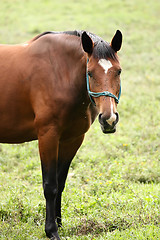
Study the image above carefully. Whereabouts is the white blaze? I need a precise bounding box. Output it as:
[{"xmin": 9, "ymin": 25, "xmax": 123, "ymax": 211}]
[
  {"xmin": 98, "ymin": 59, "xmax": 116, "ymax": 126},
  {"xmin": 106, "ymin": 99, "xmax": 116, "ymax": 125},
  {"xmin": 98, "ymin": 59, "xmax": 112, "ymax": 74}
]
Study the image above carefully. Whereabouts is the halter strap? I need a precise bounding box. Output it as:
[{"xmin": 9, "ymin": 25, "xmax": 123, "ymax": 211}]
[{"xmin": 86, "ymin": 58, "xmax": 121, "ymax": 106}]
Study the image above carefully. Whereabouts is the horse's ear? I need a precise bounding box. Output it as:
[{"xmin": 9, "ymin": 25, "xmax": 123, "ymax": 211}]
[
  {"xmin": 81, "ymin": 31, "xmax": 93, "ymax": 55},
  {"xmin": 111, "ymin": 30, "xmax": 122, "ymax": 52}
]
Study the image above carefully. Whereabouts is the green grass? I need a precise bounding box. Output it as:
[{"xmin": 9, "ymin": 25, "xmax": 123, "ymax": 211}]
[{"xmin": 0, "ymin": 0, "xmax": 160, "ymax": 239}]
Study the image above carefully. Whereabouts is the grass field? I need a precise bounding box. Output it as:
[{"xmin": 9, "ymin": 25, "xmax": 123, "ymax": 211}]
[{"xmin": 0, "ymin": 0, "xmax": 160, "ymax": 239}]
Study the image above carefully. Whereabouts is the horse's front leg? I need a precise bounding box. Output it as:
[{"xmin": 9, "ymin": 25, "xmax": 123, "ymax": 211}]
[
  {"xmin": 56, "ymin": 135, "xmax": 85, "ymax": 227},
  {"xmin": 38, "ymin": 126, "xmax": 60, "ymax": 240}
]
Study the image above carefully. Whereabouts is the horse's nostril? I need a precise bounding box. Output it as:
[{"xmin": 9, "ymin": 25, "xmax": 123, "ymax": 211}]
[
  {"xmin": 99, "ymin": 113, "xmax": 102, "ymax": 122},
  {"xmin": 99, "ymin": 113, "xmax": 106, "ymax": 125},
  {"xmin": 114, "ymin": 112, "xmax": 119, "ymax": 124}
]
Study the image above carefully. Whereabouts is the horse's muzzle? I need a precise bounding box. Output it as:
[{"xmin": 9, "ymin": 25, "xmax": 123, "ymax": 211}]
[{"xmin": 98, "ymin": 112, "xmax": 119, "ymax": 134}]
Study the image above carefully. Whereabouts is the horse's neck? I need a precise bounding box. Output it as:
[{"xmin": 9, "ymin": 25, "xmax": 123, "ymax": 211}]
[
  {"xmin": 50, "ymin": 34, "xmax": 87, "ymax": 86},
  {"xmin": 53, "ymin": 34, "xmax": 85, "ymax": 62},
  {"xmin": 33, "ymin": 34, "xmax": 96, "ymax": 118}
]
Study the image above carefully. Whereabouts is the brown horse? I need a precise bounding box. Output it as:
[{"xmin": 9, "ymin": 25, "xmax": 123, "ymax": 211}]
[{"xmin": 0, "ymin": 30, "xmax": 122, "ymax": 239}]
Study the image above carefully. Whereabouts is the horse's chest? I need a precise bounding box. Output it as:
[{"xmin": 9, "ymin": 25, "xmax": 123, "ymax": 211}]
[{"xmin": 60, "ymin": 106, "xmax": 97, "ymax": 140}]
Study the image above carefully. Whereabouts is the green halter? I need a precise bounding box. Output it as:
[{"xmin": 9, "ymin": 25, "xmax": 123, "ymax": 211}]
[{"xmin": 86, "ymin": 58, "xmax": 121, "ymax": 106}]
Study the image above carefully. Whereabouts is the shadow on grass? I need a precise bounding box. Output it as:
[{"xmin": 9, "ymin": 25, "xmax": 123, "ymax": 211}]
[{"xmin": 60, "ymin": 218, "xmax": 131, "ymax": 237}]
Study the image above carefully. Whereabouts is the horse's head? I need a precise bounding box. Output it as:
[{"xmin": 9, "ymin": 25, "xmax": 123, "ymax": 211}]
[{"xmin": 81, "ymin": 30, "xmax": 122, "ymax": 133}]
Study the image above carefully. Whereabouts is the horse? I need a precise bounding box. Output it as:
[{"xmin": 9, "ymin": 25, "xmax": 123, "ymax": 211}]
[{"xmin": 0, "ymin": 29, "xmax": 122, "ymax": 239}]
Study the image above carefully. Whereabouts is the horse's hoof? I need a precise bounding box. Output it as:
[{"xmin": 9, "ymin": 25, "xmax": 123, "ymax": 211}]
[{"xmin": 50, "ymin": 232, "xmax": 61, "ymax": 240}]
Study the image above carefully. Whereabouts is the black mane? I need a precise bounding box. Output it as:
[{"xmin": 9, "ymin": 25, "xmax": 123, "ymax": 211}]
[{"xmin": 33, "ymin": 30, "xmax": 117, "ymax": 61}]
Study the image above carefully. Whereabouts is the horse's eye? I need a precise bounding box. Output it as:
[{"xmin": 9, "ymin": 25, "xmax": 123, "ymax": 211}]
[
  {"xmin": 88, "ymin": 71, "xmax": 93, "ymax": 77},
  {"xmin": 117, "ymin": 69, "xmax": 122, "ymax": 76}
]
